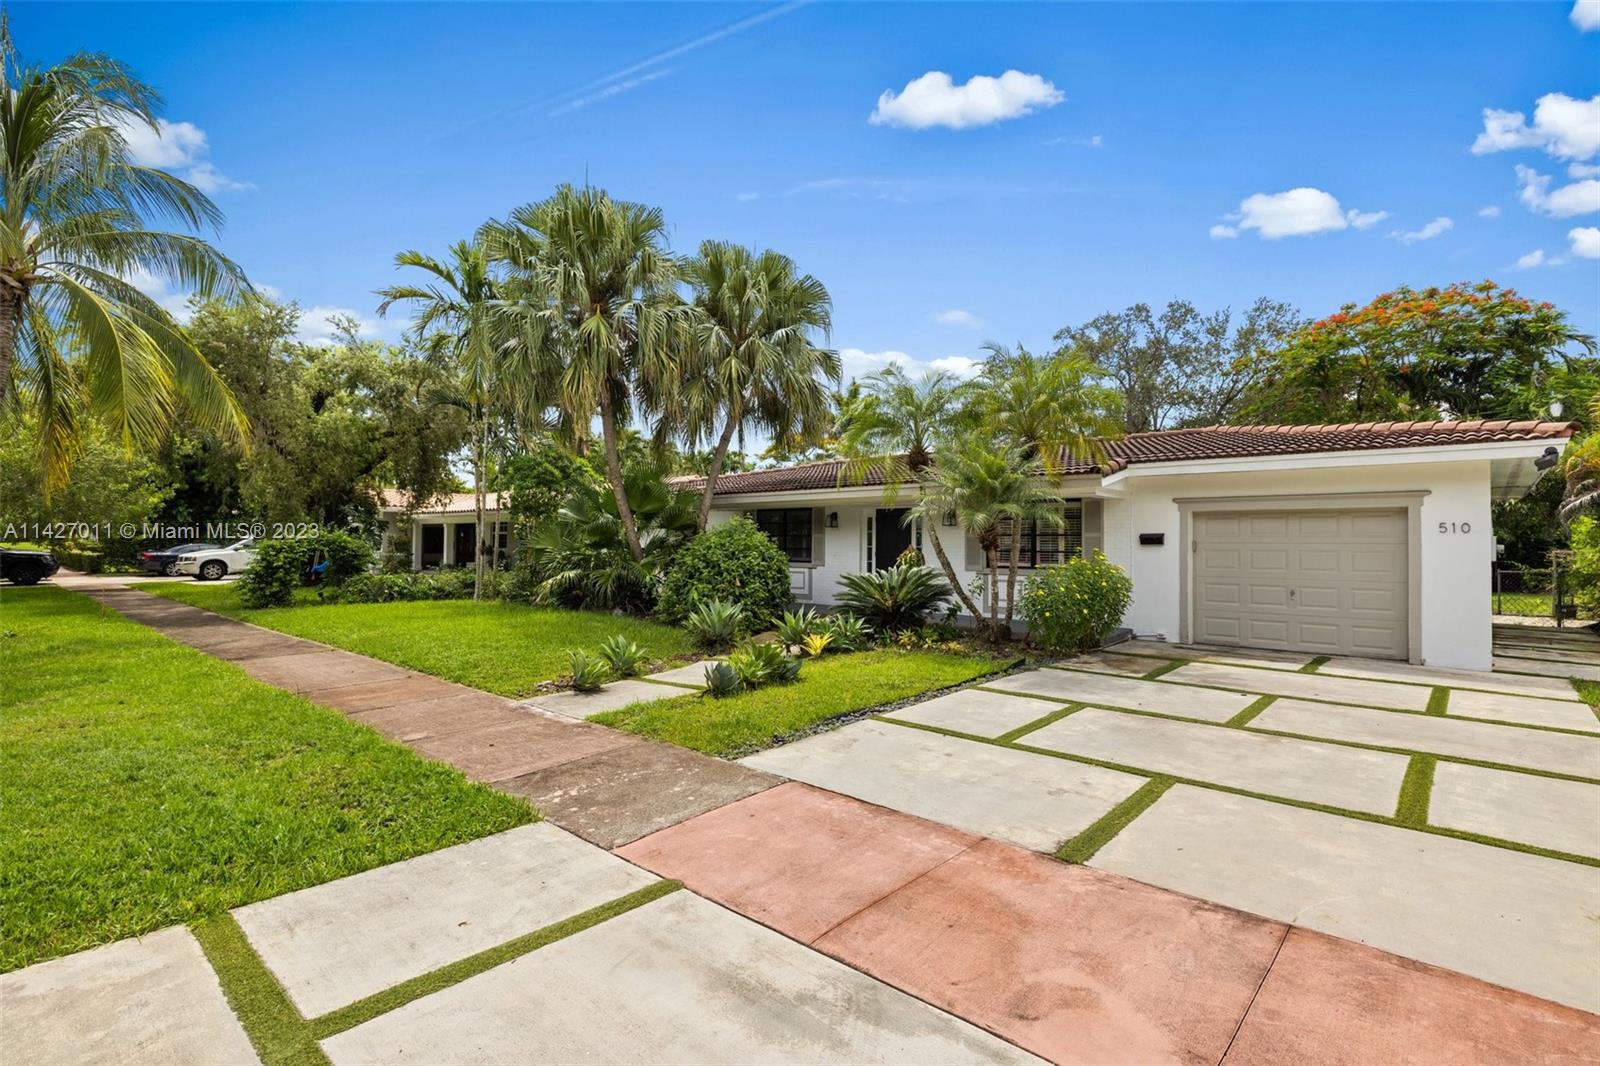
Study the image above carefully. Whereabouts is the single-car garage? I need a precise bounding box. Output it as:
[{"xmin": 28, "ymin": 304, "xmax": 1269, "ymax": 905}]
[{"xmin": 1192, "ymin": 508, "xmax": 1410, "ymax": 659}]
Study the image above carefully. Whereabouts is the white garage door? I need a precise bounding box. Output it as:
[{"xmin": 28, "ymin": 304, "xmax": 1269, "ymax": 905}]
[{"xmin": 1193, "ymin": 509, "xmax": 1408, "ymax": 659}]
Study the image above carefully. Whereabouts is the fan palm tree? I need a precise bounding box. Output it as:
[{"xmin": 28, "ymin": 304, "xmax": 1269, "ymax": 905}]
[
  {"xmin": 481, "ymin": 184, "xmax": 685, "ymax": 562},
  {"xmin": 909, "ymin": 437, "xmax": 1062, "ymax": 637},
  {"xmin": 678, "ymin": 241, "xmax": 838, "ymax": 531},
  {"xmin": 1, "ymin": 32, "xmax": 248, "ymax": 491},
  {"xmin": 377, "ymin": 239, "xmax": 552, "ymax": 598}
]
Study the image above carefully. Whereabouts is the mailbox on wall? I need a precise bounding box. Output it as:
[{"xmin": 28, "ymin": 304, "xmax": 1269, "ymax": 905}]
[{"xmin": 1139, "ymin": 532, "xmax": 1165, "ymax": 546}]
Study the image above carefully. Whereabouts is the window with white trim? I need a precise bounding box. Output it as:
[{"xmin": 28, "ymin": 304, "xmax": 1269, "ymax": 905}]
[{"xmin": 995, "ymin": 502, "xmax": 1083, "ymax": 568}]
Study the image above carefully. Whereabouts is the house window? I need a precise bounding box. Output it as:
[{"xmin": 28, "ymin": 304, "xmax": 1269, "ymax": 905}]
[
  {"xmin": 755, "ymin": 508, "xmax": 813, "ymax": 563},
  {"xmin": 996, "ymin": 502, "xmax": 1084, "ymax": 568}
]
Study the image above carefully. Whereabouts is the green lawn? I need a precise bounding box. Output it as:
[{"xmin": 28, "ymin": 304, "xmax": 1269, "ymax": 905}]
[
  {"xmin": 590, "ymin": 648, "xmax": 1016, "ymax": 758},
  {"xmin": 142, "ymin": 582, "xmax": 695, "ymax": 697},
  {"xmin": 0, "ymin": 586, "xmax": 533, "ymax": 972}
]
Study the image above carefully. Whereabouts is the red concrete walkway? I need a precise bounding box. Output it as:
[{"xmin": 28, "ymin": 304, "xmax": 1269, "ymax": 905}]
[{"xmin": 77, "ymin": 581, "xmax": 1600, "ymax": 1065}]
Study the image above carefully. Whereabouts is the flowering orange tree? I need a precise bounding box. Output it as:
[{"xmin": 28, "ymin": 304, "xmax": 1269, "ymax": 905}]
[{"xmin": 1237, "ymin": 281, "xmax": 1595, "ymax": 424}]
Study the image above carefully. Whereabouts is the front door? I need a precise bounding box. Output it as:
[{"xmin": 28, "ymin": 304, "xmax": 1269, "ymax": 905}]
[
  {"xmin": 453, "ymin": 522, "xmax": 476, "ymax": 565},
  {"xmin": 875, "ymin": 508, "xmax": 913, "ymax": 569}
]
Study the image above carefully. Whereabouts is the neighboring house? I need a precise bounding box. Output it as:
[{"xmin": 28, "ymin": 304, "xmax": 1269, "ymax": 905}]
[
  {"xmin": 677, "ymin": 420, "xmax": 1574, "ymax": 672},
  {"xmin": 378, "ymin": 490, "xmax": 515, "ymax": 570}
]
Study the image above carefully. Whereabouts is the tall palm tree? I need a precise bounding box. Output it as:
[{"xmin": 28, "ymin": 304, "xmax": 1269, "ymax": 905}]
[
  {"xmin": 678, "ymin": 241, "xmax": 838, "ymax": 530},
  {"xmin": 909, "ymin": 437, "xmax": 1062, "ymax": 637},
  {"xmin": 973, "ymin": 343, "xmax": 1123, "ymax": 474},
  {"xmin": 482, "ymin": 185, "xmax": 683, "ymax": 562},
  {"xmin": 377, "ymin": 239, "xmax": 550, "ymax": 598},
  {"xmin": 838, "ymin": 365, "xmax": 973, "ymax": 497},
  {"xmin": 1, "ymin": 31, "xmax": 248, "ymax": 491}
]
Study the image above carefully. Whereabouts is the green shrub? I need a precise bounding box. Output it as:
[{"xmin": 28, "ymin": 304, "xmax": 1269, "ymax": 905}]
[
  {"xmin": 237, "ymin": 531, "xmax": 376, "ymax": 609},
  {"xmin": 657, "ymin": 517, "xmax": 791, "ymax": 628},
  {"xmin": 684, "ymin": 599, "xmax": 745, "ymax": 651},
  {"xmin": 836, "ymin": 563, "xmax": 952, "ymax": 632},
  {"xmin": 567, "ymin": 650, "xmax": 610, "ymax": 692},
  {"xmin": 1020, "ymin": 551, "xmax": 1133, "ymax": 654},
  {"xmin": 597, "ymin": 635, "xmax": 648, "ymax": 678},
  {"xmin": 332, "ymin": 568, "xmax": 477, "ymax": 604}
]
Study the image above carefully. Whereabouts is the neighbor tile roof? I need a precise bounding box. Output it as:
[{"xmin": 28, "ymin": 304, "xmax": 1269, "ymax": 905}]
[
  {"xmin": 377, "ymin": 489, "xmax": 509, "ymax": 514},
  {"xmin": 676, "ymin": 420, "xmax": 1576, "ymax": 496}
]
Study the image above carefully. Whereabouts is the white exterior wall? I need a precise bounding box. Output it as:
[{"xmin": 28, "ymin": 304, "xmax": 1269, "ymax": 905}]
[{"xmin": 1111, "ymin": 459, "xmax": 1493, "ymax": 670}]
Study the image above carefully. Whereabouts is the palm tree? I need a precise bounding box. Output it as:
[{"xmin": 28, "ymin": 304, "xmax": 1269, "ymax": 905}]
[
  {"xmin": 481, "ymin": 184, "xmax": 684, "ymax": 562},
  {"xmin": 909, "ymin": 437, "xmax": 1062, "ymax": 637},
  {"xmin": 1, "ymin": 31, "xmax": 248, "ymax": 491},
  {"xmin": 377, "ymin": 239, "xmax": 550, "ymax": 598},
  {"xmin": 973, "ymin": 343, "xmax": 1123, "ymax": 474},
  {"xmin": 678, "ymin": 241, "xmax": 838, "ymax": 530},
  {"xmin": 838, "ymin": 365, "xmax": 973, "ymax": 496}
]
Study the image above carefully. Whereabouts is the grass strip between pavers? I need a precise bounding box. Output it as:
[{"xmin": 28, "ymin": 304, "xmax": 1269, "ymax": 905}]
[
  {"xmin": 1056, "ymin": 776, "xmax": 1175, "ymax": 864},
  {"xmin": 1426, "ymin": 687, "xmax": 1450, "ymax": 716},
  {"xmin": 1395, "ymin": 755, "xmax": 1437, "ymax": 827},
  {"xmin": 1225, "ymin": 695, "xmax": 1277, "ymax": 728},
  {"xmin": 879, "ymin": 716, "xmax": 1600, "ymax": 868},
  {"xmin": 1139, "ymin": 658, "xmax": 1188, "ymax": 681},
  {"xmin": 308, "ymin": 880, "xmax": 682, "ymax": 1039},
  {"xmin": 192, "ymin": 915, "xmax": 330, "ymax": 1066},
  {"xmin": 993, "ymin": 703, "xmax": 1085, "ymax": 744},
  {"xmin": 1299, "ymin": 655, "xmax": 1331, "ymax": 673}
]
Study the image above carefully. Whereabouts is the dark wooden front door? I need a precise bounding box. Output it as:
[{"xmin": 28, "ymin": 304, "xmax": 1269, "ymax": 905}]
[
  {"xmin": 420, "ymin": 524, "xmax": 444, "ymax": 567},
  {"xmin": 453, "ymin": 522, "xmax": 476, "ymax": 565},
  {"xmin": 875, "ymin": 508, "xmax": 913, "ymax": 569}
]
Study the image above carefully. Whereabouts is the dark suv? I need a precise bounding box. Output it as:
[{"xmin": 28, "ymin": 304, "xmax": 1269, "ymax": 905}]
[{"xmin": 0, "ymin": 548, "xmax": 61, "ymax": 586}]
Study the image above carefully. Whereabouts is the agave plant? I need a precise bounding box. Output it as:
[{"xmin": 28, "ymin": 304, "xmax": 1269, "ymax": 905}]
[
  {"xmin": 728, "ymin": 641, "xmax": 787, "ymax": 688},
  {"xmin": 775, "ymin": 607, "xmax": 821, "ymax": 648},
  {"xmin": 567, "ymin": 650, "xmax": 610, "ymax": 692},
  {"xmin": 702, "ymin": 660, "xmax": 743, "ymax": 697},
  {"xmin": 684, "ymin": 599, "xmax": 745, "ymax": 651},
  {"xmin": 800, "ymin": 631, "xmax": 834, "ymax": 658},
  {"xmin": 836, "ymin": 562, "xmax": 954, "ymax": 632},
  {"xmin": 821, "ymin": 613, "xmax": 872, "ymax": 651},
  {"xmin": 773, "ymin": 654, "xmax": 803, "ymax": 683},
  {"xmin": 597, "ymin": 635, "xmax": 648, "ymax": 678}
]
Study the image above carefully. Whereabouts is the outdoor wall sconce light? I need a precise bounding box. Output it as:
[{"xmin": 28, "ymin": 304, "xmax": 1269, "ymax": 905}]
[{"xmin": 826, "ymin": 512, "xmax": 839, "ymax": 528}]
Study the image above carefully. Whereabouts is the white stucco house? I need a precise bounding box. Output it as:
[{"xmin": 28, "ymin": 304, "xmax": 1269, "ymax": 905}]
[
  {"xmin": 677, "ymin": 420, "xmax": 1574, "ymax": 672},
  {"xmin": 378, "ymin": 490, "xmax": 515, "ymax": 570},
  {"xmin": 380, "ymin": 419, "xmax": 1574, "ymax": 672}
]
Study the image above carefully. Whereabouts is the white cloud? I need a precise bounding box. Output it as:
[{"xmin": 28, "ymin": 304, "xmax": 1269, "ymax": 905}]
[
  {"xmin": 295, "ymin": 306, "xmax": 382, "ymax": 347},
  {"xmin": 111, "ymin": 113, "xmax": 251, "ymax": 192},
  {"xmin": 931, "ymin": 309, "xmax": 982, "ymax": 329},
  {"xmin": 1573, "ymin": 0, "xmax": 1600, "ymax": 31},
  {"xmin": 1570, "ymin": 161, "xmax": 1600, "ymax": 179},
  {"xmin": 837, "ymin": 347, "xmax": 983, "ymax": 381},
  {"xmin": 1388, "ymin": 216, "xmax": 1455, "ymax": 244},
  {"xmin": 929, "ymin": 355, "xmax": 981, "ymax": 376},
  {"xmin": 1516, "ymin": 249, "xmax": 1547, "ymax": 269},
  {"xmin": 125, "ymin": 266, "xmax": 194, "ymax": 323},
  {"xmin": 1517, "ymin": 164, "xmax": 1600, "ymax": 217},
  {"xmin": 1471, "ymin": 93, "xmax": 1600, "ymax": 160},
  {"xmin": 735, "ymin": 191, "xmax": 760, "ymax": 203},
  {"xmin": 1478, "ymin": 205, "xmax": 1502, "ymax": 218},
  {"xmin": 1216, "ymin": 187, "xmax": 1385, "ymax": 239},
  {"xmin": 1570, "ymin": 226, "xmax": 1600, "ymax": 258},
  {"xmin": 1045, "ymin": 133, "xmax": 1102, "ymax": 148},
  {"xmin": 870, "ymin": 70, "xmax": 1064, "ymax": 130}
]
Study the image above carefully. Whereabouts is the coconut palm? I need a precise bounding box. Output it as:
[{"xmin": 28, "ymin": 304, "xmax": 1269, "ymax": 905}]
[
  {"xmin": 377, "ymin": 239, "xmax": 550, "ymax": 598},
  {"xmin": 1, "ymin": 33, "xmax": 248, "ymax": 491},
  {"xmin": 481, "ymin": 184, "xmax": 684, "ymax": 562},
  {"xmin": 678, "ymin": 241, "xmax": 838, "ymax": 530}
]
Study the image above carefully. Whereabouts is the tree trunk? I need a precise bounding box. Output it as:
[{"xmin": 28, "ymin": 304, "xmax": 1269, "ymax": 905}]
[
  {"xmin": 923, "ymin": 522, "xmax": 984, "ymax": 624},
  {"xmin": 697, "ymin": 407, "xmax": 742, "ymax": 533},
  {"xmin": 0, "ymin": 283, "xmax": 21, "ymax": 409},
  {"xmin": 598, "ymin": 384, "xmax": 644, "ymax": 561},
  {"xmin": 987, "ymin": 549, "xmax": 999, "ymax": 633},
  {"xmin": 1004, "ymin": 522, "xmax": 1022, "ymax": 631},
  {"xmin": 472, "ymin": 418, "xmax": 486, "ymax": 601}
]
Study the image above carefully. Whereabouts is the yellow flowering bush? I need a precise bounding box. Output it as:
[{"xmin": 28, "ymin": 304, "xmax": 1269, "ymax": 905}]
[{"xmin": 1020, "ymin": 551, "xmax": 1132, "ymax": 654}]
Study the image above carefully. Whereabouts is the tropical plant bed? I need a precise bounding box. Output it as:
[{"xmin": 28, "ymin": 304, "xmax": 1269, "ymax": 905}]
[
  {"xmin": 589, "ymin": 648, "xmax": 1016, "ymax": 758},
  {"xmin": 0, "ymin": 586, "xmax": 532, "ymax": 972},
  {"xmin": 141, "ymin": 582, "xmax": 694, "ymax": 697}
]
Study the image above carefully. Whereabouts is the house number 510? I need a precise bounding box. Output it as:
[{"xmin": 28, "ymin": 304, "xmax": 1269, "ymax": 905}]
[{"xmin": 1438, "ymin": 521, "xmax": 1472, "ymax": 534}]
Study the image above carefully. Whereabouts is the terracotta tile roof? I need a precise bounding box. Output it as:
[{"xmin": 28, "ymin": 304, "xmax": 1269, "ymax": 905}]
[
  {"xmin": 377, "ymin": 489, "xmax": 509, "ymax": 514},
  {"xmin": 675, "ymin": 420, "xmax": 1576, "ymax": 496}
]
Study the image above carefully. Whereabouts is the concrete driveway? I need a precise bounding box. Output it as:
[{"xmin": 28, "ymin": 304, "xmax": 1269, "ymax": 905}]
[{"xmin": 742, "ymin": 634, "xmax": 1600, "ymax": 1014}]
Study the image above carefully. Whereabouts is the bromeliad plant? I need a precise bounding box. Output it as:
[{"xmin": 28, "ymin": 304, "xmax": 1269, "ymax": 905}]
[
  {"xmin": 775, "ymin": 607, "xmax": 822, "ymax": 648},
  {"xmin": 800, "ymin": 631, "xmax": 834, "ymax": 658}
]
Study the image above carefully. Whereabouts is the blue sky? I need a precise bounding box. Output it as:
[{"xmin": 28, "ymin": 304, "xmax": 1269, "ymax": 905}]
[{"xmin": 19, "ymin": 1, "xmax": 1600, "ymax": 379}]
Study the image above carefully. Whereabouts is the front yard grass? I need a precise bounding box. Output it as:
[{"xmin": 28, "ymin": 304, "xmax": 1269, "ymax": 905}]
[
  {"xmin": 0, "ymin": 586, "xmax": 533, "ymax": 972},
  {"xmin": 590, "ymin": 648, "xmax": 1016, "ymax": 758},
  {"xmin": 142, "ymin": 582, "xmax": 694, "ymax": 697}
]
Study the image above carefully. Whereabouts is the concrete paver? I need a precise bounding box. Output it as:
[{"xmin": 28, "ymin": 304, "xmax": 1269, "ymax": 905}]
[
  {"xmin": 1495, "ymin": 656, "xmax": 1600, "ymax": 682},
  {"xmin": 1057, "ymin": 651, "xmax": 1169, "ymax": 677},
  {"xmin": 320, "ymin": 890, "xmax": 1040, "ymax": 1065},
  {"xmin": 1253, "ymin": 699, "xmax": 1600, "ymax": 778},
  {"xmin": 1429, "ymin": 761, "xmax": 1600, "ymax": 858},
  {"xmin": 237, "ymin": 648, "xmax": 410, "ymax": 694},
  {"xmin": 815, "ymin": 838, "xmax": 1288, "ymax": 1066},
  {"xmin": 409, "ymin": 713, "xmax": 638, "ymax": 783},
  {"xmin": 617, "ymin": 782, "xmax": 978, "ymax": 944},
  {"xmin": 880, "ymin": 687, "xmax": 1064, "ymax": 737},
  {"xmin": 1114, "ymin": 638, "xmax": 1312, "ymax": 670},
  {"xmin": 305, "ymin": 675, "xmax": 464, "ymax": 713},
  {"xmin": 1321, "ymin": 657, "xmax": 1582, "ymax": 701},
  {"xmin": 986, "ymin": 668, "xmax": 1258, "ymax": 722},
  {"xmin": 742, "ymin": 719, "xmax": 1147, "ymax": 852},
  {"xmin": 1027, "ymin": 708, "xmax": 1410, "ymax": 814},
  {"xmin": 1444, "ymin": 688, "xmax": 1600, "ymax": 732},
  {"xmin": 1090, "ymin": 785, "xmax": 1600, "ymax": 1012},
  {"xmin": 519, "ymin": 678, "xmax": 678, "ymax": 719},
  {"xmin": 1493, "ymin": 645, "xmax": 1600, "ymax": 666},
  {"xmin": 234, "ymin": 823, "xmax": 658, "ymax": 1018},
  {"xmin": 348, "ymin": 691, "xmax": 521, "ymax": 743},
  {"xmin": 640, "ymin": 659, "xmax": 724, "ymax": 687},
  {"xmin": 1168, "ymin": 661, "xmax": 1433, "ymax": 711},
  {"xmin": 1221, "ymin": 928, "xmax": 1600, "ymax": 1066},
  {"xmin": 0, "ymin": 926, "xmax": 260, "ymax": 1066},
  {"xmin": 498, "ymin": 741, "xmax": 780, "ymax": 849}
]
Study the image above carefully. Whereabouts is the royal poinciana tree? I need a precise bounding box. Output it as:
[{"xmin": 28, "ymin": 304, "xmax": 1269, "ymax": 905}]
[{"xmin": 1, "ymin": 29, "xmax": 247, "ymax": 491}]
